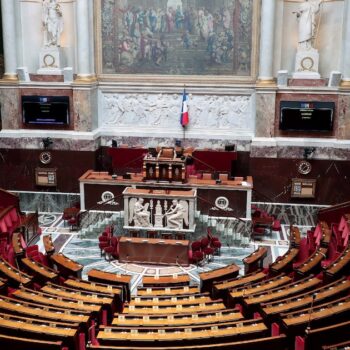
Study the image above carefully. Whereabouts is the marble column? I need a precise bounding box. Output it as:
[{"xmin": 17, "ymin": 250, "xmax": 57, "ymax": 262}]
[
  {"xmin": 75, "ymin": 0, "xmax": 96, "ymax": 81},
  {"xmin": 341, "ymin": 0, "xmax": 350, "ymax": 87},
  {"xmin": 257, "ymin": 0, "xmax": 277, "ymax": 86},
  {"xmin": 1, "ymin": 0, "xmax": 18, "ymax": 80}
]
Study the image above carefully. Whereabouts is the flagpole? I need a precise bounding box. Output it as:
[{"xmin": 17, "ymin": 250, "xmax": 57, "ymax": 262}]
[{"xmin": 182, "ymin": 84, "xmax": 186, "ymax": 143}]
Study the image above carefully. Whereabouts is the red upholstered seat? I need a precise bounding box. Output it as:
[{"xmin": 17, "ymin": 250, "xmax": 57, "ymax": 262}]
[
  {"xmin": 203, "ymin": 246, "xmax": 214, "ymax": 262},
  {"xmin": 191, "ymin": 241, "xmax": 201, "ymax": 252},
  {"xmin": 103, "ymin": 236, "xmax": 119, "ymax": 261},
  {"xmin": 192, "ymin": 250, "xmax": 204, "ymax": 266},
  {"xmin": 201, "ymin": 237, "xmax": 209, "ymax": 249},
  {"xmin": 271, "ymin": 219, "xmax": 282, "ymax": 231},
  {"xmin": 98, "ymin": 236, "xmax": 110, "ymax": 256},
  {"xmin": 211, "ymin": 239, "xmax": 222, "ymax": 255}
]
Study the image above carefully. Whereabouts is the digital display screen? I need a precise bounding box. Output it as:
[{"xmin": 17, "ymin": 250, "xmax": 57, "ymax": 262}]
[
  {"xmin": 280, "ymin": 101, "xmax": 334, "ymax": 132},
  {"xmin": 22, "ymin": 96, "xmax": 70, "ymax": 125}
]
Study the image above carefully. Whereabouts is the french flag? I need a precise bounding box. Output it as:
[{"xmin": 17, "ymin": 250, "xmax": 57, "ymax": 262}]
[{"xmin": 180, "ymin": 89, "xmax": 189, "ymax": 127}]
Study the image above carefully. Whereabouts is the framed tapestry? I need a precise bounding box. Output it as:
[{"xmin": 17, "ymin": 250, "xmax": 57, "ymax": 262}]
[{"xmin": 95, "ymin": 0, "xmax": 259, "ymax": 82}]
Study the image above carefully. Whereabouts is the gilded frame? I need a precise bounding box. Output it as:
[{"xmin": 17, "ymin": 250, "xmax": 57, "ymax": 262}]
[{"xmin": 94, "ymin": 0, "xmax": 260, "ymax": 84}]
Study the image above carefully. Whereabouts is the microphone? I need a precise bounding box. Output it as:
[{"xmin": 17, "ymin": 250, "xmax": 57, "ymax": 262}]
[{"xmin": 306, "ymin": 293, "xmax": 317, "ymax": 331}]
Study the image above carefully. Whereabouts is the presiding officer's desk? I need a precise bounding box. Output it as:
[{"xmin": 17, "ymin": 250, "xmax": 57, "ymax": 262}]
[
  {"xmin": 79, "ymin": 170, "xmax": 253, "ymax": 220},
  {"xmin": 119, "ymin": 237, "xmax": 189, "ymax": 266}
]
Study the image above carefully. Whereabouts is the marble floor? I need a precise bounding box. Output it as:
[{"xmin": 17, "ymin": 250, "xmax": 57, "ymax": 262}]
[{"xmin": 36, "ymin": 203, "xmax": 320, "ymax": 295}]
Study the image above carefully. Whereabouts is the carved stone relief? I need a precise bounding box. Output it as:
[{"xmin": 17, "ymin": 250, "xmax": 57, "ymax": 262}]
[{"xmin": 101, "ymin": 93, "xmax": 254, "ymax": 134}]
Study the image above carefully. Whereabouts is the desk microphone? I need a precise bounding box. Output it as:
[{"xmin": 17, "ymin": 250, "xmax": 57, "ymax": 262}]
[{"xmin": 306, "ymin": 293, "xmax": 317, "ymax": 331}]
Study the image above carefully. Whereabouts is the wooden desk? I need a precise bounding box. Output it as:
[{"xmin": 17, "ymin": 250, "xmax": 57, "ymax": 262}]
[
  {"xmin": 50, "ymin": 253, "xmax": 83, "ymax": 278},
  {"xmin": 43, "ymin": 234, "xmax": 55, "ymax": 255},
  {"xmin": 64, "ymin": 278, "xmax": 123, "ymax": 299},
  {"xmin": 137, "ymin": 285, "xmax": 199, "ymax": 296},
  {"xmin": 243, "ymin": 276, "xmax": 321, "ymax": 309},
  {"xmin": 79, "ymin": 170, "xmax": 253, "ymax": 220},
  {"xmin": 320, "ymin": 221, "xmax": 331, "ymax": 247},
  {"xmin": 13, "ymin": 287, "xmax": 102, "ymax": 313},
  {"xmin": 21, "ymin": 257, "xmax": 58, "ymax": 283},
  {"xmin": 199, "ymin": 264, "xmax": 240, "ymax": 293},
  {"xmin": 243, "ymin": 247, "xmax": 267, "ymax": 274},
  {"xmin": 42, "ymin": 282, "xmax": 114, "ymax": 308},
  {"xmin": 97, "ymin": 320, "xmax": 268, "ymax": 346},
  {"xmin": 87, "ymin": 334, "xmax": 288, "ymax": 350},
  {"xmin": 0, "ymin": 278, "xmax": 6, "ymax": 295},
  {"xmin": 142, "ymin": 274, "xmax": 190, "ymax": 288},
  {"xmin": 261, "ymin": 278, "xmax": 350, "ymax": 320},
  {"xmin": 324, "ymin": 246, "xmax": 350, "ymax": 282},
  {"xmin": 212, "ymin": 271, "xmax": 267, "ymax": 299},
  {"xmin": 112, "ymin": 309, "xmax": 243, "ymax": 327},
  {"xmin": 0, "ymin": 313, "xmax": 78, "ymax": 349},
  {"xmin": 304, "ymin": 320, "xmax": 350, "ymax": 350},
  {"xmin": 281, "ymin": 295, "xmax": 350, "ymax": 336},
  {"xmin": 0, "ymin": 333, "xmax": 63, "ymax": 350},
  {"xmin": 123, "ymin": 300, "xmax": 226, "ymax": 315},
  {"xmin": 228, "ymin": 275, "xmax": 292, "ymax": 301},
  {"xmin": 130, "ymin": 294, "xmax": 212, "ymax": 307},
  {"xmin": 294, "ymin": 247, "xmax": 328, "ymax": 277},
  {"xmin": 119, "ymin": 237, "xmax": 190, "ymax": 266},
  {"xmin": 88, "ymin": 269, "xmax": 131, "ymax": 301},
  {"xmin": 12, "ymin": 232, "xmax": 24, "ymax": 257},
  {"xmin": 0, "ymin": 294, "xmax": 90, "ymax": 324},
  {"xmin": 269, "ymin": 248, "xmax": 299, "ymax": 275},
  {"xmin": 142, "ymin": 154, "xmax": 186, "ymax": 182},
  {"xmin": 290, "ymin": 226, "xmax": 301, "ymax": 247},
  {"xmin": 0, "ymin": 258, "xmax": 31, "ymax": 287}
]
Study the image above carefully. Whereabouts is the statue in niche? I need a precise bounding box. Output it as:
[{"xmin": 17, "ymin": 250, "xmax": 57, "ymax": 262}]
[
  {"xmin": 42, "ymin": 0, "xmax": 64, "ymax": 47},
  {"xmin": 294, "ymin": 0, "xmax": 322, "ymax": 50},
  {"xmin": 165, "ymin": 199, "xmax": 188, "ymax": 229},
  {"xmin": 129, "ymin": 198, "xmax": 151, "ymax": 227}
]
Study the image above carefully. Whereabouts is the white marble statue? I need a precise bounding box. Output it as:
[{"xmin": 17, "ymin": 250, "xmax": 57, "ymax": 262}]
[
  {"xmin": 129, "ymin": 198, "xmax": 151, "ymax": 227},
  {"xmin": 294, "ymin": 0, "xmax": 322, "ymax": 49},
  {"xmin": 42, "ymin": 0, "xmax": 64, "ymax": 47},
  {"xmin": 165, "ymin": 199, "xmax": 188, "ymax": 229}
]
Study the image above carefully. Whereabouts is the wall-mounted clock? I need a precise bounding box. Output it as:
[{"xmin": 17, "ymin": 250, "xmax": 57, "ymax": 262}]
[
  {"xmin": 297, "ymin": 160, "xmax": 312, "ymax": 175},
  {"xmin": 39, "ymin": 151, "xmax": 52, "ymax": 165}
]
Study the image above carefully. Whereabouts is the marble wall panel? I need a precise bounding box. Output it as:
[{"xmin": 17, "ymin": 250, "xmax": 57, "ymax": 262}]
[
  {"xmin": 338, "ymin": 94, "xmax": 350, "ymax": 139},
  {"xmin": 255, "ymin": 91, "xmax": 276, "ymax": 138},
  {"xmin": 0, "ymin": 87, "xmax": 20, "ymax": 130},
  {"xmin": 73, "ymin": 86, "xmax": 98, "ymax": 132}
]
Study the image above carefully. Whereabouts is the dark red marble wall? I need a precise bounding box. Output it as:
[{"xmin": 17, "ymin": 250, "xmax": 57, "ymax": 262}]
[
  {"xmin": 0, "ymin": 149, "xmax": 96, "ymax": 193},
  {"xmin": 1, "ymin": 148, "xmax": 349, "ymax": 206}
]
